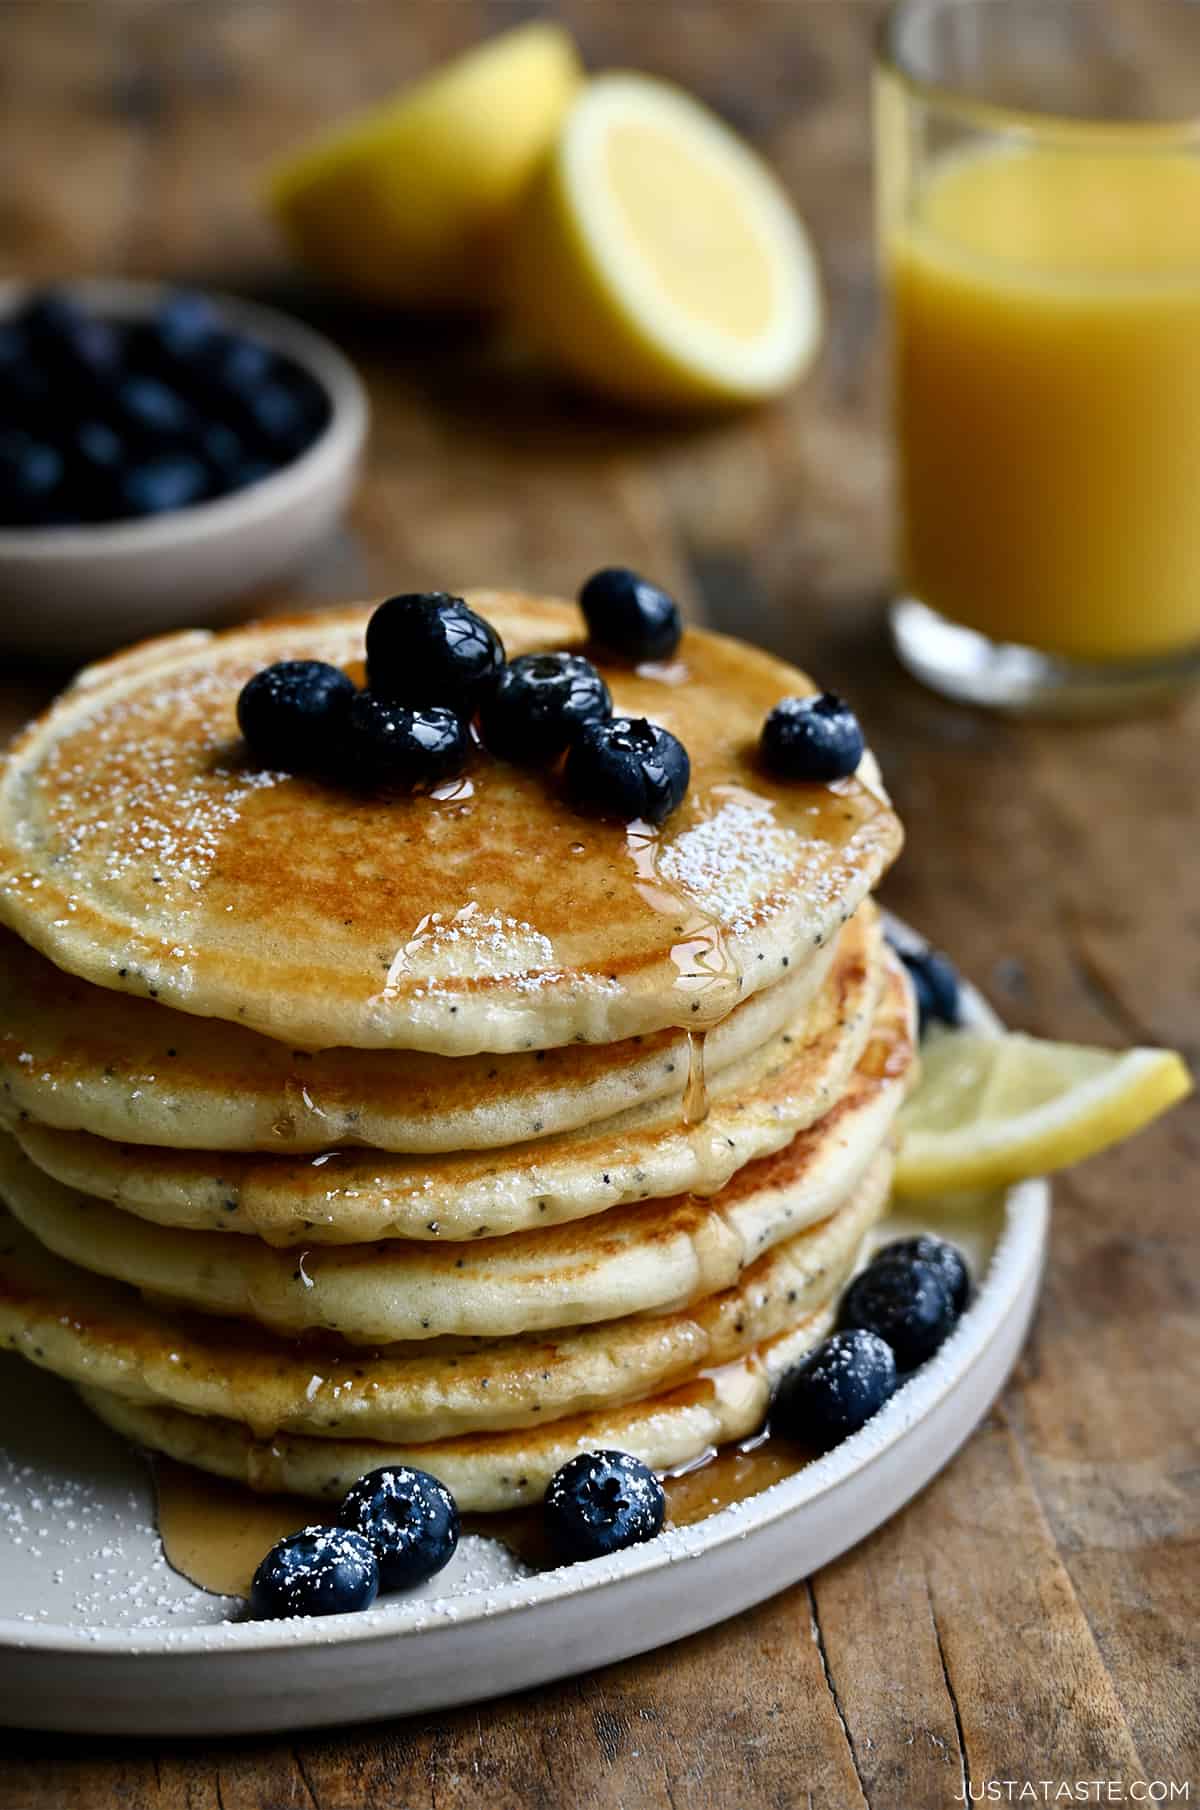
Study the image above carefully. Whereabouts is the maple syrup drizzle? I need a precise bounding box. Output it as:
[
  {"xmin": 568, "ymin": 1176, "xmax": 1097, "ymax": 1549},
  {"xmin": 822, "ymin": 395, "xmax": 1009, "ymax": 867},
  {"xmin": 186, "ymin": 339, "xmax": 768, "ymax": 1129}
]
[
  {"xmin": 624, "ymin": 821, "xmax": 740, "ymax": 1032},
  {"xmin": 155, "ymin": 1430, "xmax": 814, "ymax": 1599},
  {"xmin": 681, "ymin": 1028, "xmax": 709, "ymax": 1126}
]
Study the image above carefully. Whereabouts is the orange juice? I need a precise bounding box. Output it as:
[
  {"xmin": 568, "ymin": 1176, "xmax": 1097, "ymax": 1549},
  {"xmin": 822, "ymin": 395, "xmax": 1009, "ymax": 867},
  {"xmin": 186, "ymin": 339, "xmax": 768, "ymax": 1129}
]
[{"xmin": 890, "ymin": 145, "xmax": 1200, "ymax": 661}]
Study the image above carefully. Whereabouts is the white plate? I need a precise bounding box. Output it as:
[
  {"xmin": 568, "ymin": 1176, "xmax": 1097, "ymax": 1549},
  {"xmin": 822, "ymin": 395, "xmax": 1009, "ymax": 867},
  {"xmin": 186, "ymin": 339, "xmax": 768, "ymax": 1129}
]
[{"xmin": 0, "ymin": 960, "xmax": 1048, "ymax": 1737}]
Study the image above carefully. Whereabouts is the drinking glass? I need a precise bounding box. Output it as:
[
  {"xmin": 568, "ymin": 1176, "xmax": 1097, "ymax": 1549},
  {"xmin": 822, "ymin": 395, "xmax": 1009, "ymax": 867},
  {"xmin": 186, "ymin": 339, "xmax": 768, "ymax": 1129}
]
[{"xmin": 877, "ymin": 0, "xmax": 1200, "ymax": 713}]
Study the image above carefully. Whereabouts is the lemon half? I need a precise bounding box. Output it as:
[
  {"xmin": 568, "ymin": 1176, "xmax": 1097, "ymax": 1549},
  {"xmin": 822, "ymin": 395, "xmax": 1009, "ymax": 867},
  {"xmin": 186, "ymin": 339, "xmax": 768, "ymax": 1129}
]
[
  {"xmin": 894, "ymin": 1028, "xmax": 1192, "ymax": 1198},
  {"xmin": 508, "ymin": 72, "xmax": 822, "ymax": 408},
  {"xmin": 267, "ymin": 22, "xmax": 582, "ymax": 307}
]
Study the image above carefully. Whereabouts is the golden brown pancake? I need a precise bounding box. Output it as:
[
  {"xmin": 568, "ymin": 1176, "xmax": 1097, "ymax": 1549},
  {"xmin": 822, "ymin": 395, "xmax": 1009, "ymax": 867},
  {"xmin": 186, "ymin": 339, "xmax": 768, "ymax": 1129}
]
[
  {"xmin": 0, "ymin": 951, "xmax": 912, "ymax": 1342},
  {"xmin": 6, "ymin": 913, "xmax": 894, "ymax": 1248},
  {"xmin": 0, "ymin": 923, "xmax": 835, "ymax": 1153},
  {"xmin": 0, "ymin": 1154, "xmax": 888, "ymax": 1443},
  {"xmin": 0, "ymin": 595, "xmax": 902, "ymax": 1054},
  {"xmin": 79, "ymin": 1313, "xmax": 833, "ymax": 1512}
]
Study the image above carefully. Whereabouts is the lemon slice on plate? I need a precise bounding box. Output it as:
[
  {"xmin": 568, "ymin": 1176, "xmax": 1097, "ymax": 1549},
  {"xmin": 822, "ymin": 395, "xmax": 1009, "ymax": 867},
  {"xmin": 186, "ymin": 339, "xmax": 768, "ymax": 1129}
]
[
  {"xmin": 507, "ymin": 72, "xmax": 822, "ymax": 408},
  {"xmin": 266, "ymin": 22, "xmax": 582, "ymax": 307},
  {"xmin": 894, "ymin": 1029, "xmax": 1191, "ymax": 1198}
]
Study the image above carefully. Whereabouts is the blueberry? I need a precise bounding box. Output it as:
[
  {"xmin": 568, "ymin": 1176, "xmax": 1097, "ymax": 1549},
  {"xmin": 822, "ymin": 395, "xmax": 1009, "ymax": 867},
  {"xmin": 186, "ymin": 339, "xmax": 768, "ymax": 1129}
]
[
  {"xmin": 0, "ymin": 355, "xmax": 51, "ymax": 426},
  {"xmin": 73, "ymin": 420, "xmax": 125, "ymax": 474},
  {"xmin": 772, "ymin": 1329, "xmax": 898, "ymax": 1449},
  {"xmin": 870, "ymin": 1236, "xmax": 970, "ymax": 1316},
  {"xmin": 479, "ymin": 652, "xmax": 612, "ymax": 765},
  {"xmin": 115, "ymin": 374, "xmax": 193, "ymax": 441},
  {"xmin": 898, "ymin": 945, "xmax": 961, "ymax": 1035},
  {"xmin": 211, "ymin": 333, "xmax": 274, "ymax": 393},
  {"xmin": 0, "ymin": 321, "xmax": 28, "ymax": 376},
  {"xmin": 365, "ymin": 593, "xmax": 505, "ymax": 708},
  {"xmin": 249, "ymin": 1524, "xmax": 379, "ymax": 1619},
  {"xmin": 118, "ymin": 453, "xmax": 210, "ymax": 517},
  {"xmin": 237, "ymin": 660, "xmax": 356, "ymax": 772},
  {"xmin": 147, "ymin": 289, "xmax": 220, "ymax": 361},
  {"xmin": 543, "ymin": 1449, "xmax": 666, "ymax": 1564},
  {"xmin": 565, "ymin": 716, "xmax": 690, "ymax": 825},
  {"xmin": 62, "ymin": 421, "xmax": 126, "ymax": 522},
  {"xmin": 761, "ymin": 693, "xmax": 865, "ymax": 783},
  {"xmin": 338, "ymin": 1466, "xmax": 460, "ymax": 1592},
  {"xmin": 343, "ymin": 692, "xmax": 470, "ymax": 790},
  {"xmin": 21, "ymin": 291, "xmax": 120, "ymax": 383},
  {"xmin": 579, "ymin": 567, "xmax": 682, "ymax": 662},
  {"xmin": 838, "ymin": 1257, "xmax": 957, "ymax": 1371},
  {"xmin": 242, "ymin": 380, "xmax": 312, "ymax": 456},
  {"xmin": 199, "ymin": 421, "xmax": 246, "ymax": 477},
  {"xmin": 228, "ymin": 459, "xmax": 278, "ymax": 493},
  {"xmin": 0, "ymin": 430, "xmax": 65, "ymax": 525}
]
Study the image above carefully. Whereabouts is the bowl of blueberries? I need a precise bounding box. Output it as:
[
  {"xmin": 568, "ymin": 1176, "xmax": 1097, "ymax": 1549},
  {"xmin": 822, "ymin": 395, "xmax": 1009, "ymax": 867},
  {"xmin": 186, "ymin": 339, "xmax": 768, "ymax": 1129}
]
[{"xmin": 0, "ymin": 280, "xmax": 368, "ymax": 658}]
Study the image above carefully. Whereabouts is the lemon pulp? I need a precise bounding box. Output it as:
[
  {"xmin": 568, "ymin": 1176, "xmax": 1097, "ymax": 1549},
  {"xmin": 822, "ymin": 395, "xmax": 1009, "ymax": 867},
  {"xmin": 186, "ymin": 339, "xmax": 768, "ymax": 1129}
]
[
  {"xmin": 507, "ymin": 73, "xmax": 821, "ymax": 408},
  {"xmin": 894, "ymin": 1029, "xmax": 1191, "ymax": 1198},
  {"xmin": 604, "ymin": 121, "xmax": 777, "ymax": 340}
]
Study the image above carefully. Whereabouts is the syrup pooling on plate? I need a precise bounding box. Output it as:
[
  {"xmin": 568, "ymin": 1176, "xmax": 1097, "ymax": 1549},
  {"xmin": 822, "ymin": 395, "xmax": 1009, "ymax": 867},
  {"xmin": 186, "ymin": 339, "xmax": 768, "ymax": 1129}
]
[
  {"xmin": 154, "ymin": 1459, "xmax": 312, "ymax": 1598},
  {"xmin": 155, "ymin": 1425, "xmax": 818, "ymax": 1596}
]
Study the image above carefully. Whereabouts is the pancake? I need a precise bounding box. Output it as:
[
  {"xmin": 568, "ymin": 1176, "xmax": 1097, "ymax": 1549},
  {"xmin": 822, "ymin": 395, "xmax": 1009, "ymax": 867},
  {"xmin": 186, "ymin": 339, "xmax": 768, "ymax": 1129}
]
[
  {"xmin": 0, "ymin": 1154, "xmax": 888, "ymax": 1443},
  {"xmin": 0, "ymin": 925, "xmax": 835, "ymax": 1155},
  {"xmin": 0, "ymin": 594, "xmax": 902, "ymax": 1055},
  {"xmin": 79, "ymin": 1314, "xmax": 830, "ymax": 1512},
  {"xmin": 0, "ymin": 960, "xmax": 910, "ymax": 1342},
  {"xmin": 7, "ymin": 905, "xmax": 889, "ymax": 1247}
]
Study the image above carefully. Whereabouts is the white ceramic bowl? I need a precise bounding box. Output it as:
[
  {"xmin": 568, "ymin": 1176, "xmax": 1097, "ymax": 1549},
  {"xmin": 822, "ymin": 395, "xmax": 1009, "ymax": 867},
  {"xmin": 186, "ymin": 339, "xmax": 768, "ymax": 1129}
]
[{"xmin": 0, "ymin": 279, "xmax": 368, "ymax": 660}]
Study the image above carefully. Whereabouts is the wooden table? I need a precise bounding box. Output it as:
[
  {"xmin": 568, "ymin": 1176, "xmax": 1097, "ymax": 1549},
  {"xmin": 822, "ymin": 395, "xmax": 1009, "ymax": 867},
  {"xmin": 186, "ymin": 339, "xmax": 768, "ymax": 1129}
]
[{"xmin": 1, "ymin": 5, "xmax": 1196, "ymax": 1806}]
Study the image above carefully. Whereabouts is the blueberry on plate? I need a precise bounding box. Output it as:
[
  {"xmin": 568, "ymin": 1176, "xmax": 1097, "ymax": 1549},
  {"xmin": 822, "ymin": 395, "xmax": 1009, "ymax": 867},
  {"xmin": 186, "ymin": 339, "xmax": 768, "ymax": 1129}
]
[
  {"xmin": 249, "ymin": 1524, "xmax": 379, "ymax": 1620},
  {"xmin": 771, "ymin": 1328, "xmax": 898, "ymax": 1450},
  {"xmin": 898, "ymin": 945, "xmax": 961, "ymax": 1036},
  {"xmin": 339, "ymin": 1466, "xmax": 460, "ymax": 1592},
  {"xmin": 838, "ymin": 1256, "xmax": 958, "ymax": 1371},
  {"xmin": 870, "ymin": 1235, "xmax": 970, "ymax": 1316},
  {"xmin": 564, "ymin": 716, "xmax": 690, "ymax": 825},
  {"xmin": 343, "ymin": 692, "xmax": 470, "ymax": 790},
  {"xmin": 579, "ymin": 566, "xmax": 683, "ymax": 663},
  {"xmin": 366, "ymin": 593, "xmax": 505, "ymax": 709},
  {"xmin": 479, "ymin": 652, "xmax": 611, "ymax": 765},
  {"xmin": 543, "ymin": 1449, "xmax": 666, "ymax": 1564},
  {"xmin": 118, "ymin": 452, "xmax": 210, "ymax": 518},
  {"xmin": 760, "ymin": 693, "xmax": 864, "ymax": 783},
  {"xmin": 237, "ymin": 659, "xmax": 357, "ymax": 772}
]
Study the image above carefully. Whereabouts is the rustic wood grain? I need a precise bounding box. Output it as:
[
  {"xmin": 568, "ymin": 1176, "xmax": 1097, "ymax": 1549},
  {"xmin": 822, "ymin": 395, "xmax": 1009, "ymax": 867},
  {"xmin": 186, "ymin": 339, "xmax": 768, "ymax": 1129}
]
[{"xmin": 0, "ymin": 3, "xmax": 1197, "ymax": 1806}]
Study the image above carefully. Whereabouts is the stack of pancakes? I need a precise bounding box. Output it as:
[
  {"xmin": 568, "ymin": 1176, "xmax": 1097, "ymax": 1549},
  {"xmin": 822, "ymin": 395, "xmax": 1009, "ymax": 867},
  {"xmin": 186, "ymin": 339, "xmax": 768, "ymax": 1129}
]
[{"xmin": 0, "ymin": 596, "xmax": 911, "ymax": 1512}]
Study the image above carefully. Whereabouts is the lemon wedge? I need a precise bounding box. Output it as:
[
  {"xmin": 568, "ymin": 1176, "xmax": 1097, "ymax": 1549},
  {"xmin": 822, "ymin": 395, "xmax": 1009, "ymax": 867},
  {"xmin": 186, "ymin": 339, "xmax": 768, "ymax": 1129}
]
[
  {"xmin": 894, "ymin": 1029, "xmax": 1191, "ymax": 1198},
  {"xmin": 266, "ymin": 22, "xmax": 582, "ymax": 307},
  {"xmin": 506, "ymin": 72, "xmax": 822, "ymax": 408}
]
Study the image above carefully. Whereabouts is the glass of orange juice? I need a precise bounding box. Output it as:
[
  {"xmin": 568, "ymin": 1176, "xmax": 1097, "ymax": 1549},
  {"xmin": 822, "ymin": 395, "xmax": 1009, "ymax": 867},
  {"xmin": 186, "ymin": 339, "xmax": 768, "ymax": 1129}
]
[{"xmin": 878, "ymin": 0, "xmax": 1200, "ymax": 713}]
